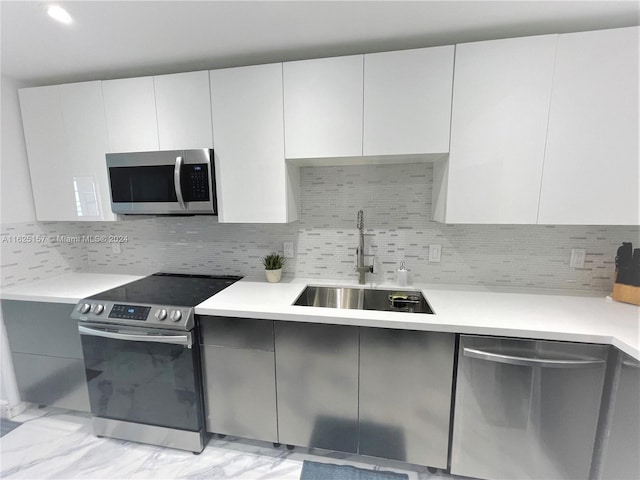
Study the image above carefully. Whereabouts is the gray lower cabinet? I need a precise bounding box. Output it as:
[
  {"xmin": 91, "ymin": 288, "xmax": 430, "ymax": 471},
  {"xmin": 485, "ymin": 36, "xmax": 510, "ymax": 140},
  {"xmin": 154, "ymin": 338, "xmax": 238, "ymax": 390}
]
[
  {"xmin": 359, "ymin": 328, "xmax": 455, "ymax": 468},
  {"xmin": 199, "ymin": 316, "xmax": 278, "ymax": 442},
  {"xmin": 599, "ymin": 351, "xmax": 640, "ymax": 480},
  {"xmin": 2, "ymin": 300, "xmax": 89, "ymax": 411},
  {"xmin": 274, "ymin": 321, "xmax": 359, "ymax": 453},
  {"xmin": 11, "ymin": 352, "xmax": 89, "ymax": 411}
]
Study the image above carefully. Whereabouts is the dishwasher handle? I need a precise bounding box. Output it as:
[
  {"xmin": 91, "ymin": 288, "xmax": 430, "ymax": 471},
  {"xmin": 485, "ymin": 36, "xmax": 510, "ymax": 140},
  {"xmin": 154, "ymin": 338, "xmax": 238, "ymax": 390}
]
[{"xmin": 463, "ymin": 347, "xmax": 606, "ymax": 369}]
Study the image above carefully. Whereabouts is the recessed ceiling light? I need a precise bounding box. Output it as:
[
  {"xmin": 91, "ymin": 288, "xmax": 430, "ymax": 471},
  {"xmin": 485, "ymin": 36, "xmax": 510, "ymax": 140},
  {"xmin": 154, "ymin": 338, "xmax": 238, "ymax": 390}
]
[{"xmin": 46, "ymin": 4, "xmax": 73, "ymax": 24}]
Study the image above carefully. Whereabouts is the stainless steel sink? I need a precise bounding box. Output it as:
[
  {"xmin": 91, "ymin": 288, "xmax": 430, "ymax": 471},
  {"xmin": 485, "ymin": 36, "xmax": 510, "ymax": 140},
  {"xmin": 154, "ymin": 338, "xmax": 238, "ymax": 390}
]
[
  {"xmin": 293, "ymin": 286, "xmax": 434, "ymax": 314},
  {"xmin": 293, "ymin": 286, "xmax": 364, "ymax": 310}
]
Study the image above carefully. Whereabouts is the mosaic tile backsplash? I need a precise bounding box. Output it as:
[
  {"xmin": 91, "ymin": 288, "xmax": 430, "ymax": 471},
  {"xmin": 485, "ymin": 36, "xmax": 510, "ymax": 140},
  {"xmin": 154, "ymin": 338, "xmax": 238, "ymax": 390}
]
[
  {"xmin": 2, "ymin": 163, "xmax": 639, "ymax": 292},
  {"xmin": 1, "ymin": 222, "xmax": 88, "ymax": 288}
]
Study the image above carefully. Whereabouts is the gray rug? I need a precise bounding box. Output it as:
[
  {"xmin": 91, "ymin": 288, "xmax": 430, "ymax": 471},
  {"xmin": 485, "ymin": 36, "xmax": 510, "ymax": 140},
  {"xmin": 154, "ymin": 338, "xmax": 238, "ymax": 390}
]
[
  {"xmin": 0, "ymin": 419, "xmax": 22, "ymax": 437},
  {"xmin": 300, "ymin": 460, "xmax": 409, "ymax": 480}
]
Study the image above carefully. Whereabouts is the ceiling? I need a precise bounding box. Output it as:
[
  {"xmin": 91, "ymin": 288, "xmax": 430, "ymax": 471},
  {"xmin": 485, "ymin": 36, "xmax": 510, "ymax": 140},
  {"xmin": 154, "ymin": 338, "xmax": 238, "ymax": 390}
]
[{"xmin": 2, "ymin": 1, "xmax": 638, "ymax": 86}]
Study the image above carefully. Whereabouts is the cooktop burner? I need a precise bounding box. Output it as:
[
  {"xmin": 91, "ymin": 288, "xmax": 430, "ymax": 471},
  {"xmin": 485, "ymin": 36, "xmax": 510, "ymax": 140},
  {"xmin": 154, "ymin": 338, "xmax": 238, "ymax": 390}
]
[{"xmin": 88, "ymin": 272, "xmax": 242, "ymax": 307}]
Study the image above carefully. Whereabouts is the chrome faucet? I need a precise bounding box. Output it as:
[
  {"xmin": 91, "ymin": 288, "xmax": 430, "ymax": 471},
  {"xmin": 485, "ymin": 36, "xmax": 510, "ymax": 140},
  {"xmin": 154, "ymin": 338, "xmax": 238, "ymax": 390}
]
[{"xmin": 355, "ymin": 210, "xmax": 374, "ymax": 284}]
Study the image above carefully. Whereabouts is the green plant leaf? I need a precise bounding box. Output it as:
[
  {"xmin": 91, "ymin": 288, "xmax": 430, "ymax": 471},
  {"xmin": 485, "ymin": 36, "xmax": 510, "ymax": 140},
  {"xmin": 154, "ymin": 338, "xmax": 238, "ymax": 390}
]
[{"xmin": 262, "ymin": 252, "xmax": 286, "ymax": 270}]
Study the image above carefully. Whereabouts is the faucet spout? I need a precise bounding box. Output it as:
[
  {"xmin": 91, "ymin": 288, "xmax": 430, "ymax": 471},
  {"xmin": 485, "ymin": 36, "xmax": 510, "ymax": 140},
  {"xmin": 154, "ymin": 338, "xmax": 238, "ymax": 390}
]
[{"xmin": 355, "ymin": 209, "xmax": 374, "ymax": 284}]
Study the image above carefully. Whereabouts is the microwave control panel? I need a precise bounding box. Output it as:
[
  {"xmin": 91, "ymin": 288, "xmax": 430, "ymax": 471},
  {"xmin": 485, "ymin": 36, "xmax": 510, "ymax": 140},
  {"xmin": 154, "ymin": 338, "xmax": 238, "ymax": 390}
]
[{"xmin": 184, "ymin": 164, "xmax": 210, "ymax": 201}]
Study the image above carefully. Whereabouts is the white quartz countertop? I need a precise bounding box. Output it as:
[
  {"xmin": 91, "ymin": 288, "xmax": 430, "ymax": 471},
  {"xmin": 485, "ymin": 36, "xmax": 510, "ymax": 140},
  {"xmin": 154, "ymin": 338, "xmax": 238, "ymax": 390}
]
[
  {"xmin": 196, "ymin": 277, "xmax": 640, "ymax": 360},
  {"xmin": 0, "ymin": 273, "xmax": 146, "ymax": 304},
  {"xmin": 2, "ymin": 273, "xmax": 637, "ymax": 360}
]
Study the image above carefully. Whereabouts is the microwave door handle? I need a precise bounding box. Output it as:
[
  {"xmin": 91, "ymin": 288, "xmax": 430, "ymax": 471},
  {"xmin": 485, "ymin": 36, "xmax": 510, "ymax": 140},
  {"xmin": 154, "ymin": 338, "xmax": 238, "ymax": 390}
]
[{"xmin": 174, "ymin": 156, "xmax": 186, "ymax": 209}]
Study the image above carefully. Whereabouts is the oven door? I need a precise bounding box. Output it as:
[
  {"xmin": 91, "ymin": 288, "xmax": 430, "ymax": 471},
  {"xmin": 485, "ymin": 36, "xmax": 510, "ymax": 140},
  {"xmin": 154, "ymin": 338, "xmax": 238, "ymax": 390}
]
[
  {"xmin": 78, "ymin": 323, "xmax": 204, "ymax": 433},
  {"xmin": 106, "ymin": 149, "xmax": 216, "ymax": 215}
]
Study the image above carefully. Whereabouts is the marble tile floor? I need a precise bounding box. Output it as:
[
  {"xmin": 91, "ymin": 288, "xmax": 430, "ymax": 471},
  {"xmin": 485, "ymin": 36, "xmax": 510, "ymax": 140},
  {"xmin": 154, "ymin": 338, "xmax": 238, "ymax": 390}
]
[{"xmin": 0, "ymin": 407, "xmax": 470, "ymax": 480}]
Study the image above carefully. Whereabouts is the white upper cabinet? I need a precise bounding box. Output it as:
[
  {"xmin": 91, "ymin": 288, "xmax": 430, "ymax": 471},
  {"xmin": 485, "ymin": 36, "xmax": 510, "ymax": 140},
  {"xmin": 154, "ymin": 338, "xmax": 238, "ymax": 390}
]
[
  {"xmin": 102, "ymin": 71, "xmax": 212, "ymax": 153},
  {"xmin": 538, "ymin": 27, "xmax": 639, "ymax": 225},
  {"xmin": 363, "ymin": 46, "xmax": 454, "ymax": 156},
  {"xmin": 436, "ymin": 35, "xmax": 557, "ymax": 223},
  {"xmin": 59, "ymin": 82, "xmax": 115, "ymax": 221},
  {"xmin": 211, "ymin": 63, "xmax": 299, "ymax": 223},
  {"xmin": 102, "ymin": 76, "xmax": 159, "ymax": 153},
  {"xmin": 19, "ymin": 86, "xmax": 73, "ymax": 221},
  {"xmin": 154, "ymin": 71, "xmax": 213, "ymax": 150},
  {"xmin": 19, "ymin": 82, "xmax": 116, "ymax": 221},
  {"xmin": 284, "ymin": 55, "xmax": 364, "ymax": 159}
]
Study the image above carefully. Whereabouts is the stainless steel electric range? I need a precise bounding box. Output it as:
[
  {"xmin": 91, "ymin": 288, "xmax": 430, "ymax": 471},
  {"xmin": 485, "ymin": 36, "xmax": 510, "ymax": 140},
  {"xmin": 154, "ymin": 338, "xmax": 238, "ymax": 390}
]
[{"xmin": 71, "ymin": 273, "xmax": 241, "ymax": 453}]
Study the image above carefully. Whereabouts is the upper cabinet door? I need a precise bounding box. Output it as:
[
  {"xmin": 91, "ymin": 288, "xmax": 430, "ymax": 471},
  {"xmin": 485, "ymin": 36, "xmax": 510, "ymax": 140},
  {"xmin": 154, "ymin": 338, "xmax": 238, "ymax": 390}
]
[
  {"xmin": 363, "ymin": 46, "xmax": 454, "ymax": 156},
  {"xmin": 59, "ymin": 82, "xmax": 115, "ymax": 221},
  {"xmin": 439, "ymin": 35, "xmax": 557, "ymax": 224},
  {"xmin": 102, "ymin": 77, "xmax": 159, "ymax": 153},
  {"xmin": 211, "ymin": 63, "xmax": 298, "ymax": 223},
  {"xmin": 154, "ymin": 71, "xmax": 213, "ymax": 150},
  {"xmin": 19, "ymin": 86, "xmax": 76, "ymax": 221},
  {"xmin": 283, "ymin": 55, "xmax": 364, "ymax": 159},
  {"xmin": 538, "ymin": 27, "xmax": 639, "ymax": 225},
  {"xmin": 19, "ymin": 82, "xmax": 115, "ymax": 221}
]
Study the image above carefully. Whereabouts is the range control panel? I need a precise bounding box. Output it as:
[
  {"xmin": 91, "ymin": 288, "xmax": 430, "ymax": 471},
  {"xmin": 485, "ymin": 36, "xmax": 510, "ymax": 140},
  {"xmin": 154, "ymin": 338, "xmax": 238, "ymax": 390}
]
[
  {"xmin": 109, "ymin": 304, "xmax": 151, "ymax": 321},
  {"xmin": 71, "ymin": 301, "xmax": 193, "ymax": 331}
]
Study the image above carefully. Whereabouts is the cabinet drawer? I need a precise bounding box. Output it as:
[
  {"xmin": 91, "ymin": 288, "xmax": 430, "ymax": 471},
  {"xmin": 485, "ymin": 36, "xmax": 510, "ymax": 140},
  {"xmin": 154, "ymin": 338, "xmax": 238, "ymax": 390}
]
[
  {"xmin": 2, "ymin": 301, "xmax": 82, "ymax": 359},
  {"xmin": 199, "ymin": 317, "xmax": 274, "ymax": 351},
  {"xmin": 12, "ymin": 352, "xmax": 89, "ymax": 411}
]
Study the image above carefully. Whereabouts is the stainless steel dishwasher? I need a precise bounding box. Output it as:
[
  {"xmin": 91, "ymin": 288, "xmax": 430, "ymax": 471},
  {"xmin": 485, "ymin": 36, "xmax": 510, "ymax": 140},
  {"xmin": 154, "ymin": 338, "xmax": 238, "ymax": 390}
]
[{"xmin": 451, "ymin": 335, "xmax": 608, "ymax": 480}]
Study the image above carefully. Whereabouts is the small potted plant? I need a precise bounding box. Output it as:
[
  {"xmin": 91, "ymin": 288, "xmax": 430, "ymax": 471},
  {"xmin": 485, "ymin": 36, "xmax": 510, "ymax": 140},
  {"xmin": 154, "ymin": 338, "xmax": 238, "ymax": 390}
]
[{"xmin": 262, "ymin": 252, "xmax": 285, "ymax": 283}]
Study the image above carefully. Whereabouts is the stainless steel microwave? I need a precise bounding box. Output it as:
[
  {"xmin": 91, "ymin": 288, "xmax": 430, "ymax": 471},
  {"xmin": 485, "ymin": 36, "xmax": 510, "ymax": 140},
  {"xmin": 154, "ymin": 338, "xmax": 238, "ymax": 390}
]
[{"xmin": 106, "ymin": 149, "xmax": 217, "ymax": 215}]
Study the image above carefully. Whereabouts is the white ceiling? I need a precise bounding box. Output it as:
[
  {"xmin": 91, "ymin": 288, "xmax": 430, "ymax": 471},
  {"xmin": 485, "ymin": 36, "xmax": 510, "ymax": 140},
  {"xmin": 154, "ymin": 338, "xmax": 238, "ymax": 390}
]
[{"xmin": 2, "ymin": 1, "xmax": 638, "ymax": 86}]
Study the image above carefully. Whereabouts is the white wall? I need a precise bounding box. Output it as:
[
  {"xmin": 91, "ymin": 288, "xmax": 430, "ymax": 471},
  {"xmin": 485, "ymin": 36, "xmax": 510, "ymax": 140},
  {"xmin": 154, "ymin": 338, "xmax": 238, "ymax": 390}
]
[
  {"xmin": 0, "ymin": 75, "xmax": 35, "ymax": 416},
  {"xmin": 1, "ymin": 75, "xmax": 36, "ymax": 223}
]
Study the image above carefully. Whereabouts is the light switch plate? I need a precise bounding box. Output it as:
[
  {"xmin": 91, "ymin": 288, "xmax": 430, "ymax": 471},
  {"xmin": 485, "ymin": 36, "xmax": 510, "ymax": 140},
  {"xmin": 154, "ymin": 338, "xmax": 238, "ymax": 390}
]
[
  {"xmin": 111, "ymin": 242, "xmax": 121, "ymax": 254},
  {"xmin": 429, "ymin": 244, "xmax": 441, "ymax": 263},
  {"xmin": 570, "ymin": 249, "xmax": 586, "ymax": 268},
  {"xmin": 283, "ymin": 241, "xmax": 294, "ymax": 258}
]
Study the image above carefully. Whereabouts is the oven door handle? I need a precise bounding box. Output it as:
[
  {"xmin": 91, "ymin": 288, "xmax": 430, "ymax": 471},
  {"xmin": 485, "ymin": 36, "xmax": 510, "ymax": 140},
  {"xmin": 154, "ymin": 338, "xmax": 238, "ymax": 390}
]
[
  {"xmin": 174, "ymin": 155, "xmax": 186, "ymax": 210},
  {"xmin": 78, "ymin": 325, "xmax": 192, "ymax": 347}
]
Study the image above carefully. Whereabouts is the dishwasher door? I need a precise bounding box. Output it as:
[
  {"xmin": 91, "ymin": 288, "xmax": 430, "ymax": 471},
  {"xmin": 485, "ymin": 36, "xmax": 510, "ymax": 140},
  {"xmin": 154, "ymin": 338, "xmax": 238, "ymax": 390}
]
[{"xmin": 451, "ymin": 335, "xmax": 608, "ymax": 480}]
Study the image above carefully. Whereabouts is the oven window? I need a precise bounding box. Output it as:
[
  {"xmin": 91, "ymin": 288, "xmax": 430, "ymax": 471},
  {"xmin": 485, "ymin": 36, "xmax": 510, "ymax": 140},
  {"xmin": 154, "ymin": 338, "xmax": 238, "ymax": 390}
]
[
  {"xmin": 80, "ymin": 334, "xmax": 202, "ymax": 431},
  {"xmin": 109, "ymin": 166, "xmax": 178, "ymax": 203}
]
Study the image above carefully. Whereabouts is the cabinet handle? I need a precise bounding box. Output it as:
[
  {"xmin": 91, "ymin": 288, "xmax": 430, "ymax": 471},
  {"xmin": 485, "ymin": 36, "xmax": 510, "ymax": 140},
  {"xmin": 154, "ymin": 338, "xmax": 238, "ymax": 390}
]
[
  {"xmin": 174, "ymin": 155, "xmax": 185, "ymax": 209},
  {"xmin": 463, "ymin": 347, "xmax": 605, "ymax": 369}
]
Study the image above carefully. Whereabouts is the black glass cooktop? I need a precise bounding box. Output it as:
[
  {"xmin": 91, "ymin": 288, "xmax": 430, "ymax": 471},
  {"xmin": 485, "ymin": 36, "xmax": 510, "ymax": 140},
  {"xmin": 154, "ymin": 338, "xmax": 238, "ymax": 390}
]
[{"xmin": 88, "ymin": 273, "xmax": 242, "ymax": 306}]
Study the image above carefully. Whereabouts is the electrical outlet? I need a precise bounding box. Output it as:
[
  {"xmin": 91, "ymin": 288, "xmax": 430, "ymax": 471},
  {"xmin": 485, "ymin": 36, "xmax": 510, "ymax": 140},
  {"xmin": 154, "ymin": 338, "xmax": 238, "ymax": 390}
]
[
  {"xmin": 111, "ymin": 242, "xmax": 121, "ymax": 254},
  {"xmin": 429, "ymin": 244, "xmax": 441, "ymax": 263},
  {"xmin": 570, "ymin": 249, "xmax": 586, "ymax": 268},
  {"xmin": 283, "ymin": 241, "xmax": 294, "ymax": 259}
]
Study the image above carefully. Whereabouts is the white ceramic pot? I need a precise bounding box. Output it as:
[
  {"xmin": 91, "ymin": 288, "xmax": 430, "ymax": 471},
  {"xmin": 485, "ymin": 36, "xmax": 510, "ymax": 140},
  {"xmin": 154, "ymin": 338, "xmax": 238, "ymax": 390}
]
[{"xmin": 265, "ymin": 268, "xmax": 282, "ymax": 283}]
